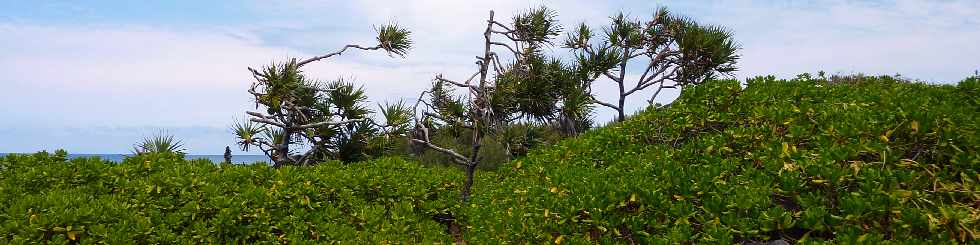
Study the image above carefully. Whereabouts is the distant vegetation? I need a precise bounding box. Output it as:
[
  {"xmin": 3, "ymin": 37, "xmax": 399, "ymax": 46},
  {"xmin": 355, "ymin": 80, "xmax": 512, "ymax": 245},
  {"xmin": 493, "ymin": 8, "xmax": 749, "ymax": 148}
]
[
  {"xmin": 131, "ymin": 132, "xmax": 185, "ymax": 156},
  {"xmin": 2, "ymin": 75, "xmax": 977, "ymax": 243},
  {"xmin": 233, "ymin": 23, "xmax": 413, "ymax": 167}
]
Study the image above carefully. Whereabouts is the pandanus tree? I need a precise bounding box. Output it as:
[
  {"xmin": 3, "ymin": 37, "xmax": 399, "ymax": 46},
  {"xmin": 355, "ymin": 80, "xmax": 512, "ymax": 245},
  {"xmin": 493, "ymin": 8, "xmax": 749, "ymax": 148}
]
[
  {"xmin": 233, "ymin": 24, "xmax": 413, "ymax": 167},
  {"xmin": 565, "ymin": 7, "xmax": 740, "ymax": 122},
  {"xmin": 411, "ymin": 7, "xmax": 579, "ymax": 201}
]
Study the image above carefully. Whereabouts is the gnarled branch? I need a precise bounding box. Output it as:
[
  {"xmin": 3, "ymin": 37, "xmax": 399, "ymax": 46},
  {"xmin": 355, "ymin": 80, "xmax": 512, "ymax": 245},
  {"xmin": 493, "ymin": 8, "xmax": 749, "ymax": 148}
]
[{"xmin": 297, "ymin": 44, "xmax": 382, "ymax": 67}]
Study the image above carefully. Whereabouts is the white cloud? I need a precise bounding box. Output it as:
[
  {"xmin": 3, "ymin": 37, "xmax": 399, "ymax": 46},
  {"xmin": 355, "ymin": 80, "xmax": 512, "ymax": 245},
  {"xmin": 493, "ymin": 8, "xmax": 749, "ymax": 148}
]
[
  {"xmin": 2, "ymin": 1, "xmax": 978, "ymax": 153},
  {"xmin": 697, "ymin": 0, "xmax": 980, "ymax": 82},
  {"xmin": 0, "ymin": 24, "xmax": 296, "ymax": 127}
]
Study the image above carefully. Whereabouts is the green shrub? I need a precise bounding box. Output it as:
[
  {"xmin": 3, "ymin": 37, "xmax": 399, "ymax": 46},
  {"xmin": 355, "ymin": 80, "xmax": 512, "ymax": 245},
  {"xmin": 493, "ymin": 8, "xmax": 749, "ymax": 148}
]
[
  {"xmin": 0, "ymin": 153, "xmax": 461, "ymax": 243},
  {"xmin": 461, "ymin": 76, "xmax": 978, "ymax": 243},
  {"xmin": 3, "ymin": 75, "xmax": 976, "ymax": 243}
]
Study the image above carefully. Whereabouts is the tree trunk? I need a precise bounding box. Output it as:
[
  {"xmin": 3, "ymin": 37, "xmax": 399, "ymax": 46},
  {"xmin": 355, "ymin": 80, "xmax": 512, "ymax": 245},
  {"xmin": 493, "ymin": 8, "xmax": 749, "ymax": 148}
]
[
  {"xmin": 461, "ymin": 163, "xmax": 477, "ymax": 202},
  {"xmin": 616, "ymin": 102, "xmax": 625, "ymax": 122},
  {"xmin": 616, "ymin": 49, "xmax": 630, "ymax": 122},
  {"xmin": 276, "ymin": 128, "xmax": 292, "ymax": 167}
]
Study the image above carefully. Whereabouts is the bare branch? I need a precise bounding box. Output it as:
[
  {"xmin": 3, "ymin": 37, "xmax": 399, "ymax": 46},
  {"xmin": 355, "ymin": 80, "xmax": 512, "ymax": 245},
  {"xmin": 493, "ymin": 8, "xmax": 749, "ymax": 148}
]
[
  {"xmin": 411, "ymin": 139, "xmax": 472, "ymax": 166},
  {"xmin": 589, "ymin": 94, "xmax": 620, "ymax": 110},
  {"xmin": 295, "ymin": 118, "xmax": 368, "ymax": 129},
  {"xmin": 490, "ymin": 21, "xmax": 515, "ymax": 33},
  {"xmin": 489, "ymin": 41, "xmax": 520, "ymax": 56},
  {"xmin": 246, "ymin": 111, "xmax": 276, "ymax": 120},
  {"xmin": 297, "ymin": 44, "xmax": 382, "ymax": 67},
  {"xmin": 250, "ymin": 118, "xmax": 287, "ymax": 128},
  {"xmin": 648, "ymin": 84, "xmax": 677, "ymax": 104},
  {"xmin": 625, "ymin": 65, "xmax": 681, "ymax": 96},
  {"xmin": 602, "ymin": 71, "xmax": 623, "ymax": 83},
  {"xmin": 636, "ymin": 61, "xmax": 657, "ymax": 90},
  {"xmin": 435, "ymin": 72, "xmax": 480, "ymax": 91}
]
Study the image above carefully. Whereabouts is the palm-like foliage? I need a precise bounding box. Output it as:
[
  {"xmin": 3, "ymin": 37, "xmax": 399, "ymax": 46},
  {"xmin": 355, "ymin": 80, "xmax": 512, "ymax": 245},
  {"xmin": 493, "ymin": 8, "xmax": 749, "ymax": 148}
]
[
  {"xmin": 379, "ymin": 100, "xmax": 413, "ymax": 136},
  {"xmin": 565, "ymin": 7, "xmax": 740, "ymax": 121},
  {"xmin": 236, "ymin": 24, "xmax": 412, "ymax": 167},
  {"xmin": 132, "ymin": 132, "xmax": 185, "ymax": 155},
  {"xmin": 376, "ymin": 23, "xmax": 412, "ymax": 57},
  {"xmin": 231, "ymin": 120, "xmax": 264, "ymax": 152}
]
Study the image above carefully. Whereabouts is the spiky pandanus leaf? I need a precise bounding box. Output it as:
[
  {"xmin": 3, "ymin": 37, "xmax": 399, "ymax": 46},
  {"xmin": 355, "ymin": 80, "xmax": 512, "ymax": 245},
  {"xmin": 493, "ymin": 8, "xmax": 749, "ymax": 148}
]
[
  {"xmin": 327, "ymin": 78, "xmax": 372, "ymax": 120},
  {"xmin": 563, "ymin": 23, "xmax": 593, "ymax": 49},
  {"xmin": 132, "ymin": 132, "xmax": 185, "ymax": 155},
  {"xmin": 379, "ymin": 100, "xmax": 413, "ymax": 136},
  {"xmin": 375, "ymin": 23, "xmax": 412, "ymax": 57},
  {"xmin": 232, "ymin": 120, "xmax": 265, "ymax": 152},
  {"xmin": 511, "ymin": 7, "xmax": 562, "ymax": 46},
  {"xmin": 605, "ymin": 13, "xmax": 644, "ymax": 48},
  {"xmin": 675, "ymin": 23, "xmax": 740, "ymax": 85}
]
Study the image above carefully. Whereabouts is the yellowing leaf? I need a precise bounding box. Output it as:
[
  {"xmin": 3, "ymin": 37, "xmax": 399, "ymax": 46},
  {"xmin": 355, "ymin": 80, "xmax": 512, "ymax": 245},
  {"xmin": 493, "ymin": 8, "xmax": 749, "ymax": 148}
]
[
  {"xmin": 554, "ymin": 235, "xmax": 565, "ymax": 244},
  {"xmin": 879, "ymin": 135, "xmax": 889, "ymax": 142},
  {"xmin": 629, "ymin": 193, "xmax": 637, "ymax": 202},
  {"xmin": 549, "ymin": 186, "xmax": 558, "ymax": 193},
  {"xmin": 911, "ymin": 121, "xmax": 920, "ymax": 133},
  {"xmin": 67, "ymin": 231, "xmax": 78, "ymax": 241},
  {"xmin": 544, "ymin": 208, "xmax": 550, "ymax": 217},
  {"xmin": 857, "ymin": 233, "xmax": 868, "ymax": 242},
  {"xmin": 849, "ymin": 161, "xmax": 861, "ymax": 175}
]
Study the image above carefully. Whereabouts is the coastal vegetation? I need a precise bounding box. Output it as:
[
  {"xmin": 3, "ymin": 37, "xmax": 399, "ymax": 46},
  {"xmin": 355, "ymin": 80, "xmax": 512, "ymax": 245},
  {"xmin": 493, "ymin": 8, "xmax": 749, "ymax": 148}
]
[
  {"xmin": 2, "ymin": 5, "xmax": 978, "ymax": 244},
  {"xmin": 2, "ymin": 75, "xmax": 977, "ymax": 243}
]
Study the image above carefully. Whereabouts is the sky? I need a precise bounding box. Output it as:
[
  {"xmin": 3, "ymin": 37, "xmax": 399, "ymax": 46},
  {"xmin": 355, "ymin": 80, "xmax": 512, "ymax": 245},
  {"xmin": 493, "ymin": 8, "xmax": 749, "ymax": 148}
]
[{"xmin": 1, "ymin": 0, "xmax": 978, "ymax": 154}]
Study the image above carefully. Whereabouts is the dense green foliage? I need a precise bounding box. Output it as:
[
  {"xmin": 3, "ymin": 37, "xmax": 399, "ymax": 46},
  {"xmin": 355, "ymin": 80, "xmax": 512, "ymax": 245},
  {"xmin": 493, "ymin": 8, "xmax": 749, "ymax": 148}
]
[
  {"xmin": 462, "ymin": 75, "xmax": 979, "ymax": 243},
  {"xmin": 0, "ymin": 152, "xmax": 460, "ymax": 243},
  {"xmin": 2, "ymin": 76, "xmax": 977, "ymax": 243}
]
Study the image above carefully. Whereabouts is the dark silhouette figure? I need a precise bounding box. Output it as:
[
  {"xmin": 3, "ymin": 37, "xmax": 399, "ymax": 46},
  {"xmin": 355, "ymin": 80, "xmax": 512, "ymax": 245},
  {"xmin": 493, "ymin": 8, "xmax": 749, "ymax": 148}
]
[{"xmin": 223, "ymin": 146, "xmax": 232, "ymax": 163}]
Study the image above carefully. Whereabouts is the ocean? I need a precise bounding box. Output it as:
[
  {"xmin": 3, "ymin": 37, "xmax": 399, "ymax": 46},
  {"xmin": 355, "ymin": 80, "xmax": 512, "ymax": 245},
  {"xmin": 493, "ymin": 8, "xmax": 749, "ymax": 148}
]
[{"xmin": 0, "ymin": 153, "xmax": 271, "ymax": 164}]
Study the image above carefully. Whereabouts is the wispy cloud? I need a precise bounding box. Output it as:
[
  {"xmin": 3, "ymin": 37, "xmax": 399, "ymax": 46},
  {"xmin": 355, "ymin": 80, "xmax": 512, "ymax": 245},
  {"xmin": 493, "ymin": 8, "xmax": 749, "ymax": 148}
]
[{"xmin": 1, "ymin": 0, "xmax": 977, "ymax": 153}]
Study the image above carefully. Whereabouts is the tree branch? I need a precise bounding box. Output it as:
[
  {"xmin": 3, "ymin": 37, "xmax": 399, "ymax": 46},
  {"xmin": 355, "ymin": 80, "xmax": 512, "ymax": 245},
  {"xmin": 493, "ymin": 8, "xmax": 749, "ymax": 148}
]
[
  {"xmin": 297, "ymin": 44, "xmax": 382, "ymax": 67},
  {"xmin": 250, "ymin": 118, "xmax": 287, "ymax": 128},
  {"xmin": 435, "ymin": 72, "xmax": 480, "ymax": 91},
  {"xmin": 625, "ymin": 64, "xmax": 681, "ymax": 96},
  {"xmin": 411, "ymin": 139, "xmax": 472, "ymax": 166},
  {"xmin": 589, "ymin": 94, "xmax": 620, "ymax": 110},
  {"xmin": 295, "ymin": 118, "xmax": 368, "ymax": 129},
  {"xmin": 648, "ymin": 84, "xmax": 676, "ymax": 104},
  {"xmin": 490, "ymin": 21, "xmax": 514, "ymax": 33},
  {"xmin": 246, "ymin": 111, "xmax": 276, "ymax": 120},
  {"xmin": 489, "ymin": 41, "xmax": 519, "ymax": 56},
  {"xmin": 602, "ymin": 71, "xmax": 623, "ymax": 83}
]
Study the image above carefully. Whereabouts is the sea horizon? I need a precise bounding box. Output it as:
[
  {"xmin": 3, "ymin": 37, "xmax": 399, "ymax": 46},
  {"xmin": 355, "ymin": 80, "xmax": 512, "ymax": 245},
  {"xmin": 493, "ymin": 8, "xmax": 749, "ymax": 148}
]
[{"xmin": 0, "ymin": 153, "xmax": 270, "ymax": 164}]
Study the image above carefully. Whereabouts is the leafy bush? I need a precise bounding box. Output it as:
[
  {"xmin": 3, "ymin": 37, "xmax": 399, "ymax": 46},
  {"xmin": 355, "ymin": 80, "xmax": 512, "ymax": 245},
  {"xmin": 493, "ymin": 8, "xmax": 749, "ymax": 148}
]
[
  {"xmin": 460, "ymin": 75, "xmax": 979, "ymax": 243},
  {"xmin": 0, "ymin": 152, "xmax": 461, "ymax": 243},
  {"xmin": 2, "ymin": 75, "xmax": 976, "ymax": 243}
]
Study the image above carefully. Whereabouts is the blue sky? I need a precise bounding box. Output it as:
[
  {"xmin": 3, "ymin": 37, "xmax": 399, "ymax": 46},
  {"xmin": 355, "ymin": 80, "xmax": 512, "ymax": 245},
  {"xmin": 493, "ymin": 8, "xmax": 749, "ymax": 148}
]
[{"xmin": 1, "ymin": 0, "xmax": 978, "ymax": 154}]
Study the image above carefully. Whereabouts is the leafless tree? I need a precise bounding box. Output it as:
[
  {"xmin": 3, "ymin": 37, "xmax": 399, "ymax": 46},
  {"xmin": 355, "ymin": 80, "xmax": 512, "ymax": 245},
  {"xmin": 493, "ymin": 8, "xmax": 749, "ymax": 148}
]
[{"xmin": 411, "ymin": 8, "xmax": 561, "ymax": 202}]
